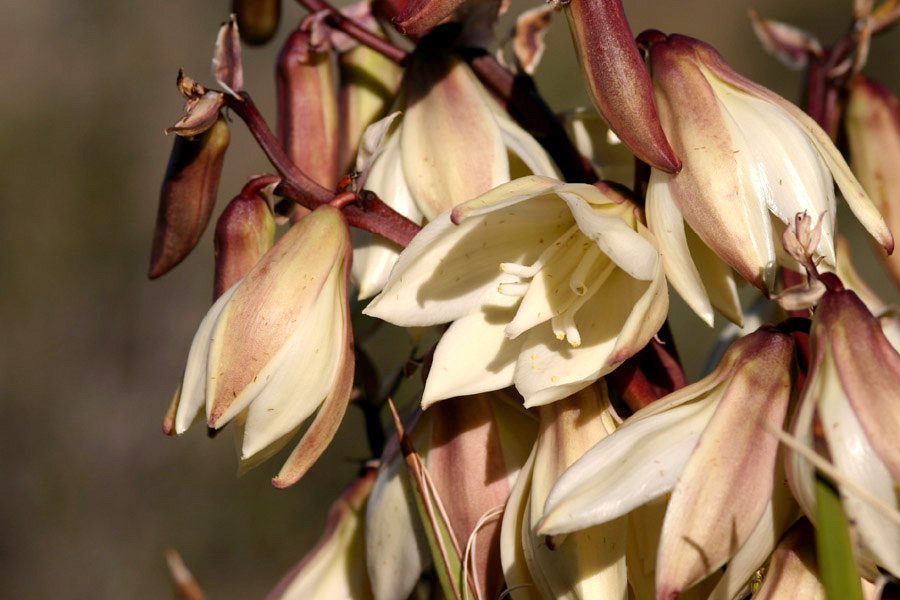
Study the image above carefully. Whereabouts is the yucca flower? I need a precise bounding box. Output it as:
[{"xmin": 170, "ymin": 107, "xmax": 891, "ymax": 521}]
[
  {"xmin": 169, "ymin": 205, "xmax": 354, "ymax": 488},
  {"xmin": 540, "ymin": 327, "xmax": 797, "ymax": 598},
  {"xmin": 364, "ymin": 175, "xmax": 667, "ymax": 408},
  {"xmin": 786, "ymin": 284, "xmax": 900, "ymax": 578},
  {"xmin": 645, "ymin": 33, "xmax": 892, "ymax": 326},
  {"xmin": 351, "ymin": 50, "xmax": 558, "ymax": 300}
]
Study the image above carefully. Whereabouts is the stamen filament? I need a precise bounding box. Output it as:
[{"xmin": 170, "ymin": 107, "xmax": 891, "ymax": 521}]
[
  {"xmin": 569, "ymin": 242, "xmax": 602, "ymax": 296},
  {"xmin": 498, "ymin": 282, "xmax": 530, "ymax": 297},
  {"xmin": 499, "ymin": 224, "xmax": 580, "ymax": 280}
]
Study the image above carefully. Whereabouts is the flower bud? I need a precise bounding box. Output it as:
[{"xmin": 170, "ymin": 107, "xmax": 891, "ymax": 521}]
[
  {"xmin": 149, "ymin": 115, "xmax": 229, "ymax": 279},
  {"xmin": 172, "ymin": 205, "xmax": 354, "ymax": 488},
  {"xmin": 542, "ymin": 327, "xmax": 796, "ymax": 597},
  {"xmin": 787, "ymin": 286, "xmax": 900, "ymax": 578},
  {"xmin": 845, "ymin": 74, "xmax": 900, "ymax": 288},
  {"xmin": 277, "ymin": 28, "xmax": 340, "ymax": 189},
  {"xmin": 394, "ymin": 0, "xmax": 465, "ymax": 36},
  {"xmin": 266, "ymin": 470, "xmax": 376, "ymax": 599},
  {"xmin": 233, "ymin": 0, "xmax": 281, "ymax": 46},
  {"xmin": 564, "ymin": 0, "xmax": 681, "ymax": 173},
  {"xmin": 213, "ymin": 190, "xmax": 276, "ymax": 300},
  {"xmin": 337, "ymin": 5, "xmax": 403, "ymax": 172}
]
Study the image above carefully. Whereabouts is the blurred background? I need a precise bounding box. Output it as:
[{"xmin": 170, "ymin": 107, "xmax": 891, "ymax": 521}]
[{"xmin": 3, "ymin": 0, "xmax": 899, "ymax": 597}]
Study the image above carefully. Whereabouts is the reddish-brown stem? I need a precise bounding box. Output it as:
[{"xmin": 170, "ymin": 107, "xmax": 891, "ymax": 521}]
[
  {"xmin": 223, "ymin": 92, "xmax": 421, "ymax": 247},
  {"xmin": 293, "ymin": 0, "xmax": 410, "ymax": 65},
  {"xmin": 240, "ymin": 173, "xmax": 282, "ymax": 198}
]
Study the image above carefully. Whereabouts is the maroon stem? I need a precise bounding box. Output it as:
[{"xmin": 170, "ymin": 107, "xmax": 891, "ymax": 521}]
[
  {"xmin": 293, "ymin": 0, "xmax": 410, "ymax": 65},
  {"xmin": 223, "ymin": 92, "xmax": 421, "ymax": 247}
]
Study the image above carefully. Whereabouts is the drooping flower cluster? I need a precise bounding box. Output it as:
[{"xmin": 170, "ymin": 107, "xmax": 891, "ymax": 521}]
[{"xmin": 148, "ymin": 2, "xmax": 900, "ymax": 599}]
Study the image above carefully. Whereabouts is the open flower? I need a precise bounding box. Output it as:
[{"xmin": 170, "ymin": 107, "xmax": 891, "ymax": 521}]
[
  {"xmin": 364, "ymin": 175, "xmax": 667, "ymax": 407},
  {"xmin": 351, "ymin": 50, "xmax": 558, "ymax": 300},
  {"xmin": 786, "ymin": 285, "xmax": 900, "ymax": 578},
  {"xmin": 645, "ymin": 34, "xmax": 892, "ymax": 325},
  {"xmin": 170, "ymin": 205, "xmax": 354, "ymax": 488},
  {"xmin": 540, "ymin": 327, "xmax": 796, "ymax": 598}
]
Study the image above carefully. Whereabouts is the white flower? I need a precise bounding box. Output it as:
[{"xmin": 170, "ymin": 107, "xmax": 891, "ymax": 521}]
[
  {"xmin": 786, "ymin": 286, "xmax": 900, "ymax": 578},
  {"xmin": 364, "ymin": 175, "xmax": 667, "ymax": 408},
  {"xmin": 645, "ymin": 34, "xmax": 892, "ymax": 326},
  {"xmin": 351, "ymin": 53, "xmax": 559, "ymax": 300},
  {"xmin": 540, "ymin": 328, "xmax": 797, "ymax": 598},
  {"xmin": 170, "ymin": 205, "xmax": 354, "ymax": 488}
]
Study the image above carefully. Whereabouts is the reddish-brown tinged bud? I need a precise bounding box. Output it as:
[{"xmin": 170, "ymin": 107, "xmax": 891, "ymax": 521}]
[
  {"xmin": 564, "ymin": 0, "xmax": 681, "ymax": 173},
  {"xmin": 149, "ymin": 116, "xmax": 230, "ymax": 279},
  {"xmin": 213, "ymin": 192, "xmax": 276, "ymax": 300},
  {"xmin": 277, "ymin": 28, "xmax": 341, "ymax": 189},
  {"xmin": 394, "ymin": 0, "xmax": 465, "ymax": 36},
  {"xmin": 845, "ymin": 75, "xmax": 900, "ymax": 287},
  {"xmin": 232, "ymin": 0, "xmax": 281, "ymax": 46}
]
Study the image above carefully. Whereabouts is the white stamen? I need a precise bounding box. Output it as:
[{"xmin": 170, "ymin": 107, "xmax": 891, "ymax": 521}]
[
  {"xmin": 499, "ymin": 224, "xmax": 580, "ymax": 281},
  {"xmin": 563, "ymin": 310, "xmax": 581, "ymax": 347},
  {"xmin": 498, "ymin": 282, "xmax": 530, "ymax": 297},
  {"xmin": 551, "ymin": 315, "xmax": 566, "ymax": 340},
  {"xmin": 569, "ymin": 243, "xmax": 602, "ymax": 296}
]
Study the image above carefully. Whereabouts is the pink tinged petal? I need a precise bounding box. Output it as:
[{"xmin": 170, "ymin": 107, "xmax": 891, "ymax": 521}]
[
  {"xmin": 818, "ymin": 351, "xmax": 900, "ymax": 577},
  {"xmin": 752, "ymin": 519, "xmax": 825, "ymax": 600},
  {"xmin": 206, "ymin": 206, "xmax": 350, "ymax": 428},
  {"xmin": 401, "ymin": 58, "xmax": 510, "ymax": 220},
  {"xmin": 426, "ymin": 395, "xmax": 523, "ymax": 600},
  {"xmin": 265, "ymin": 471, "xmax": 376, "ymax": 600},
  {"xmin": 212, "ymin": 15, "xmax": 244, "ymax": 96},
  {"xmin": 655, "ymin": 330, "xmax": 794, "ymax": 597},
  {"xmin": 450, "ymin": 175, "xmax": 563, "ymax": 221},
  {"xmin": 175, "ymin": 282, "xmax": 242, "ymax": 434},
  {"xmin": 540, "ymin": 396, "xmax": 719, "ymax": 535},
  {"xmin": 366, "ymin": 457, "xmax": 430, "ymax": 600},
  {"xmin": 820, "ymin": 291, "xmax": 900, "ymax": 482},
  {"xmin": 846, "ymin": 76, "xmax": 900, "ymax": 284},
  {"xmin": 422, "ymin": 307, "xmax": 522, "ymax": 407},
  {"xmin": 749, "ymin": 11, "xmax": 822, "ymax": 71},
  {"xmin": 514, "ymin": 266, "xmax": 665, "ymax": 407},
  {"xmin": 711, "ymin": 81, "xmax": 836, "ymax": 264},
  {"xmin": 364, "ymin": 197, "xmax": 569, "ymax": 326},
  {"xmin": 684, "ymin": 224, "xmax": 742, "ymax": 326},
  {"xmin": 650, "ymin": 40, "xmax": 777, "ymax": 291},
  {"xmin": 564, "ymin": 0, "xmax": 681, "ymax": 173},
  {"xmin": 706, "ymin": 469, "xmax": 799, "ymax": 600},
  {"xmin": 272, "ymin": 292, "xmax": 354, "ymax": 489},
  {"xmin": 684, "ymin": 35, "xmax": 894, "ymax": 254},
  {"xmin": 213, "ymin": 193, "xmax": 276, "ymax": 300},
  {"xmin": 239, "ymin": 264, "xmax": 346, "ymax": 457}
]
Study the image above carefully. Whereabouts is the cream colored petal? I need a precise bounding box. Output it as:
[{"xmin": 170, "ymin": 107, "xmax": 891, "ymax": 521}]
[
  {"xmin": 421, "ymin": 307, "xmax": 523, "ymax": 407},
  {"xmin": 354, "ymin": 111, "xmax": 402, "ymax": 175},
  {"xmin": 365, "ymin": 198, "xmax": 569, "ymax": 326},
  {"xmin": 646, "ymin": 169, "xmax": 715, "ymax": 326},
  {"xmin": 451, "ymin": 175, "xmax": 563, "ymax": 221},
  {"xmin": 558, "ymin": 191, "xmax": 658, "ymax": 281},
  {"xmin": 514, "ymin": 269, "xmax": 657, "ymax": 407},
  {"xmin": 540, "ymin": 396, "xmax": 718, "ymax": 534},
  {"xmin": 819, "ymin": 365, "xmax": 900, "ymax": 577},
  {"xmin": 656, "ymin": 331, "xmax": 793, "ymax": 596},
  {"xmin": 696, "ymin": 46, "xmax": 893, "ymax": 253},
  {"xmin": 488, "ymin": 97, "xmax": 561, "ymax": 178},
  {"xmin": 499, "ymin": 447, "xmax": 542, "ymax": 600},
  {"xmin": 175, "ymin": 282, "xmax": 240, "ymax": 434},
  {"xmin": 401, "ymin": 60, "xmax": 510, "ymax": 220},
  {"xmin": 240, "ymin": 265, "xmax": 346, "ymax": 457},
  {"xmin": 365, "ymin": 458, "xmax": 430, "ymax": 600},
  {"xmin": 684, "ymin": 224, "xmax": 743, "ymax": 326}
]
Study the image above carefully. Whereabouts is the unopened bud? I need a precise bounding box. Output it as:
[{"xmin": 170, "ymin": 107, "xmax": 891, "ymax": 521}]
[
  {"xmin": 564, "ymin": 0, "xmax": 681, "ymax": 173},
  {"xmin": 277, "ymin": 28, "xmax": 340, "ymax": 189},
  {"xmin": 150, "ymin": 115, "xmax": 230, "ymax": 279},
  {"xmin": 846, "ymin": 74, "xmax": 900, "ymax": 287},
  {"xmin": 213, "ymin": 190, "xmax": 276, "ymax": 299},
  {"xmin": 394, "ymin": 0, "xmax": 465, "ymax": 36},
  {"xmin": 232, "ymin": 0, "xmax": 281, "ymax": 46}
]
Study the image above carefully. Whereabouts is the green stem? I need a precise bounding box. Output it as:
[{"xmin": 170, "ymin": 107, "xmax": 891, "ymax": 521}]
[{"xmin": 815, "ymin": 473, "xmax": 864, "ymax": 600}]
